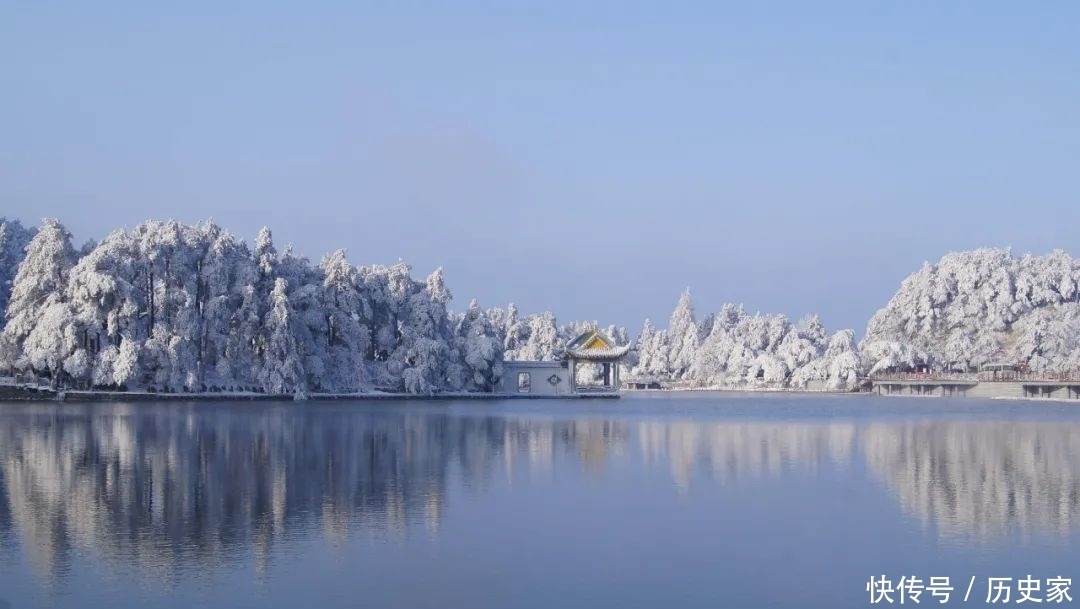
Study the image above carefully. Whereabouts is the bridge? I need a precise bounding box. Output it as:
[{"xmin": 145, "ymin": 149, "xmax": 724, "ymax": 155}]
[{"xmin": 869, "ymin": 372, "xmax": 1080, "ymax": 400}]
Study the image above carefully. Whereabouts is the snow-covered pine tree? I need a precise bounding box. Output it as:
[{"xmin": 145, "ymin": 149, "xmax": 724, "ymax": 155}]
[
  {"xmin": 511, "ymin": 312, "xmax": 560, "ymax": 361},
  {"xmin": 318, "ymin": 249, "xmax": 371, "ymax": 392},
  {"xmin": 349, "ymin": 263, "xmax": 410, "ymax": 388},
  {"xmin": 193, "ymin": 223, "xmax": 253, "ymax": 390},
  {"xmin": 665, "ymin": 289, "xmax": 699, "ymax": 379},
  {"xmin": 630, "ymin": 318, "xmax": 657, "ymax": 378},
  {"xmin": 258, "ymin": 278, "xmax": 305, "ymax": 395},
  {"xmin": 277, "ymin": 244, "xmax": 326, "ymax": 391},
  {"xmin": 3, "ymin": 218, "xmax": 78, "ymax": 384},
  {"xmin": 241, "ymin": 226, "xmax": 282, "ymax": 386},
  {"xmin": 63, "ymin": 229, "xmax": 133, "ymax": 388},
  {"xmin": 0, "ymin": 218, "xmax": 35, "ymax": 318},
  {"xmin": 455, "ymin": 300, "xmax": 504, "ymax": 392},
  {"xmin": 822, "ymin": 330, "xmax": 862, "ymax": 390},
  {"xmin": 397, "ymin": 268, "xmax": 456, "ymax": 394}
]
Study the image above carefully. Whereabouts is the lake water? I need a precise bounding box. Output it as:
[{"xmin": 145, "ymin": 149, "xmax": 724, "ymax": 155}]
[{"xmin": 1, "ymin": 393, "xmax": 1080, "ymax": 608}]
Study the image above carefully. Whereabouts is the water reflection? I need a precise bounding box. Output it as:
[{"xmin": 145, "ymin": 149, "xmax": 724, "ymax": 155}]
[
  {"xmin": 0, "ymin": 406, "xmax": 634, "ymax": 582},
  {"xmin": 637, "ymin": 421, "xmax": 856, "ymax": 489},
  {"xmin": 864, "ymin": 422, "xmax": 1080, "ymax": 539},
  {"xmin": 1, "ymin": 404, "xmax": 1079, "ymax": 585}
]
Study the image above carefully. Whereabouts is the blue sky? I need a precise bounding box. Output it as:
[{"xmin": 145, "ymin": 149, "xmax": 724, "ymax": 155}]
[{"xmin": 3, "ymin": 1, "xmax": 1079, "ymax": 335}]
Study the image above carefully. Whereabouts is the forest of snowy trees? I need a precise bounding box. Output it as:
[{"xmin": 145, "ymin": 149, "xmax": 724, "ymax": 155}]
[
  {"xmin": 629, "ymin": 291, "xmax": 862, "ymax": 390},
  {"xmin": 0, "ymin": 217, "xmax": 641, "ymax": 396},
  {"xmin": 0, "ymin": 217, "xmax": 513, "ymax": 395},
  {"xmin": 2, "ymin": 217, "xmax": 1080, "ymax": 396},
  {"xmin": 632, "ymin": 247, "xmax": 1080, "ymax": 387},
  {"xmin": 861, "ymin": 248, "xmax": 1080, "ymax": 375}
]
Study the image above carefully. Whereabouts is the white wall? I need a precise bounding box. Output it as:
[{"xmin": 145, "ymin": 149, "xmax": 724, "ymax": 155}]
[{"xmin": 498, "ymin": 362, "xmax": 572, "ymax": 396}]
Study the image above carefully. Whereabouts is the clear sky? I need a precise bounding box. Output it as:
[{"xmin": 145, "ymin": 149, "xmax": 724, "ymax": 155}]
[{"xmin": 3, "ymin": 1, "xmax": 1079, "ymax": 335}]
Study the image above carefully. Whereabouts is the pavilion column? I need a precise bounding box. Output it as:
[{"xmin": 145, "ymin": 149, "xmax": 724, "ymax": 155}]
[{"xmin": 569, "ymin": 359, "xmax": 576, "ymax": 394}]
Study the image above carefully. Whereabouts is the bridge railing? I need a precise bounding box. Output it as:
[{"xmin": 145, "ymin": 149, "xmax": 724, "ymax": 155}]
[
  {"xmin": 977, "ymin": 370, "xmax": 1080, "ymax": 382},
  {"xmin": 869, "ymin": 372, "xmax": 978, "ymax": 382},
  {"xmin": 870, "ymin": 371, "xmax": 1080, "ymax": 383}
]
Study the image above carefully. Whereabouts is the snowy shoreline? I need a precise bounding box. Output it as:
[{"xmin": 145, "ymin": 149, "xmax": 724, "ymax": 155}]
[
  {"xmin": 0, "ymin": 384, "xmax": 617, "ymax": 402},
  {"xmin": 625, "ymin": 386, "xmax": 869, "ymax": 396},
  {"xmin": 4, "ymin": 384, "xmax": 1075, "ymax": 403}
]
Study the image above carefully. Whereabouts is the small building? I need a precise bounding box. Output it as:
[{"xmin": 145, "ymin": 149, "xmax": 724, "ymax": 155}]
[
  {"xmin": 498, "ymin": 360, "xmax": 574, "ymax": 396},
  {"xmin": 496, "ymin": 329, "xmax": 630, "ymax": 397}
]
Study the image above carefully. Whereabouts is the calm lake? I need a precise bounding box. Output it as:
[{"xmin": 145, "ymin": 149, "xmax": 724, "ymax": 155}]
[{"xmin": 1, "ymin": 393, "xmax": 1079, "ymax": 608}]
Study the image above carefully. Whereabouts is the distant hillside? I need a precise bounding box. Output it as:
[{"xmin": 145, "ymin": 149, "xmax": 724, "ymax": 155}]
[{"xmin": 861, "ymin": 248, "xmax": 1080, "ymax": 374}]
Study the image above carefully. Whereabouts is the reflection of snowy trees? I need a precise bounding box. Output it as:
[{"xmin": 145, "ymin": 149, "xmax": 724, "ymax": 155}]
[
  {"xmin": 2, "ymin": 407, "xmax": 1078, "ymax": 582},
  {"xmin": 0, "ymin": 408, "xmax": 629, "ymax": 581},
  {"xmin": 640, "ymin": 418, "xmax": 1080, "ymax": 539},
  {"xmin": 637, "ymin": 421, "xmax": 856, "ymax": 489},
  {"xmin": 863, "ymin": 422, "xmax": 1080, "ymax": 539}
]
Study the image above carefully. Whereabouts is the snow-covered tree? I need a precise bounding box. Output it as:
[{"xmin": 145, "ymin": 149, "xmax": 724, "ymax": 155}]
[
  {"xmin": 506, "ymin": 311, "xmax": 560, "ymax": 361},
  {"xmin": 3, "ymin": 218, "xmax": 77, "ymax": 382},
  {"xmin": 455, "ymin": 300, "xmax": 504, "ymax": 392},
  {"xmin": 0, "ymin": 217, "xmax": 35, "ymax": 317},
  {"xmin": 63, "ymin": 230, "xmax": 137, "ymax": 388},
  {"xmin": 24, "ymin": 299, "xmax": 78, "ymax": 388},
  {"xmin": 501, "ymin": 303, "xmax": 533, "ymax": 356},
  {"xmin": 393, "ymin": 267, "xmax": 456, "ymax": 394},
  {"xmin": 317, "ymin": 250, "xmax": 371, "ymax": 392},
  {"xmin": 666, "ymin": 289, "xmax": 699, "ymax": 378},
  {"xmin": 633, "ymin": 319, "xmax": 670, "ymax": 378},
  {"xmin": 258, "ymin": 278, "xmax": 305, "ymax": 395},
  {"xmin": 276, "ymin": 244, "xmax": 328, "ymax": 391},
  {"xmin": 791, "ymin": 329, "xmax": 863, "ymax": 390},
  {"xmin": 193, "ymin": 223, "xmax": 254, "ymax": 389},
  {"xmin": 630, "ymin": 319, "xmax": 656, "ymax": 376},
  {"xmin": 113, "ymin": 337, "xmax": 140, "ymax": 387}
]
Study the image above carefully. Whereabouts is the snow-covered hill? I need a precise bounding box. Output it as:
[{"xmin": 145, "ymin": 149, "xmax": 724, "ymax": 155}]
[{"xmin": 861, "ymin": 248, "xmax": 1080, "ymax": 374}]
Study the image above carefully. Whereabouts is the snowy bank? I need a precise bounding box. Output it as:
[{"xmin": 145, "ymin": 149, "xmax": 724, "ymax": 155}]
[{"xmin": 0, "ymin": 383, "xmax": 617, "ymax": 402}]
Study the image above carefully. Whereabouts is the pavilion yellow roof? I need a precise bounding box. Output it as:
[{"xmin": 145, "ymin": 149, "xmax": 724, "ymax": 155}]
[{"xmin": 563, "ymin": 329, "xmax": 631, "ymax": 361}]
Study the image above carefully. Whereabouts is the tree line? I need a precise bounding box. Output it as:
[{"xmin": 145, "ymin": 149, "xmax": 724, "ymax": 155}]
[{"xmin": 8, "ymin": 218, "xmax": 1071, "ymax": 395}]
